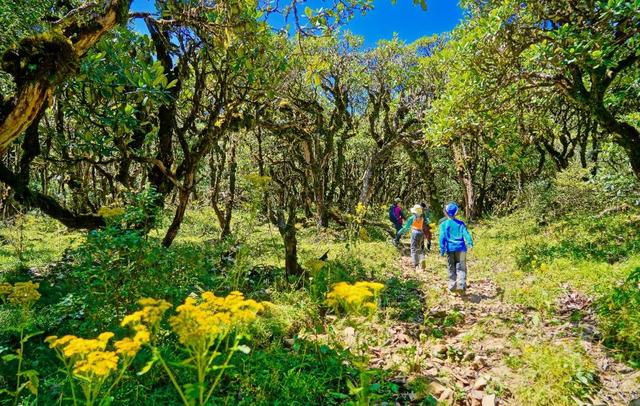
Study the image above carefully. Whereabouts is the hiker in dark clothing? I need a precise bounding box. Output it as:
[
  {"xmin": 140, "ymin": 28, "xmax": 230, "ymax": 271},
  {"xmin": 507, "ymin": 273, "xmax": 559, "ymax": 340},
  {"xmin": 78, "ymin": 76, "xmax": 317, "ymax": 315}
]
[
  {"xmin": 388, "ymin": 198, "xmax": 404, "ymax": 232},
  {"xmin": 420, "ymin": 202, "xmax": 433, "ymax": 252}
]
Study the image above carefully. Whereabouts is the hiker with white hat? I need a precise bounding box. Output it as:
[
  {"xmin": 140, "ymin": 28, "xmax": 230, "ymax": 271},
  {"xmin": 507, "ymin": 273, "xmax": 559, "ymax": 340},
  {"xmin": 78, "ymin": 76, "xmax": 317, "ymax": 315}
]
[{"xmin": 393, "ymin": 204, "xmax": 427, "ymax": 269}]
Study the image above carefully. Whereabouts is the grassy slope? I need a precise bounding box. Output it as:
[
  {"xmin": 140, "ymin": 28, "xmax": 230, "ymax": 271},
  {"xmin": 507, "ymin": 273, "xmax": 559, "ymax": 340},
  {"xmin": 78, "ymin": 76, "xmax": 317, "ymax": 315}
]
[
  {"xmin": 1, "ymin": 207, "xmax": 638, "ymax": 405},
  {"xmin": 473, "ymin": 209, "xmax": 640, "ymax": 311},
  {"xmin": 0, "ymin": 214, "xmax": 83, "ymax": 271}
]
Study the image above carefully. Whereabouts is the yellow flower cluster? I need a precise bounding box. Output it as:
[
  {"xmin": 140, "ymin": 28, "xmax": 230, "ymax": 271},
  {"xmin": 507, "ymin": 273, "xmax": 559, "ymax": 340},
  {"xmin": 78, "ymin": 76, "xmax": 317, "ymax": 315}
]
[
  {"xmin": 121, "ymin": 298, "xmax": 172, "ymax": 330},
  {"xmin": 326, "ymin": 281, "xmax": 385, "ymax": 315},
  {"xmin": 114, "ymin": 325, "xmax": 150, "ymax": 358},
  {"xmin": 46, "ymin": 332, "xmax": 120, "ymax": 378},
  {"xmin": 74, "ymin": 351, "xmax": 119, "ymax": 377},
  {"xmin": 0, "ymin": 281, "xmax": 41, "ymax": 306},
  {"xmin": 169, "ymin": 291, "xmax": 264, "ymax": 348}
]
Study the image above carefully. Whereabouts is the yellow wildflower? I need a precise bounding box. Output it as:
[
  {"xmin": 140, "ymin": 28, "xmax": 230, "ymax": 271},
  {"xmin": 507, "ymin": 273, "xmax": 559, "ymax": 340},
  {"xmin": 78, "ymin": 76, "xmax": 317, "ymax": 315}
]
[
  {"xmin": 73, "ymin": 351, "xmax": 119, "ymax": 377},
  {"xmin": 98, "ymin": 332, "xmax": 115, "ymax": 343},
  {"xmin": 121, "ymin": 298, "xmax": 171, "ymax": 328},
  {"xmin": 8, "ymin": 281, "xmax": 40, "ymax": 306},
  {"xmin": 45, "ymin": 335, "xmax": 76, "ymax": 349},
  {"xmin": 133, "ymin": 325, "xmax": 150, "ymax": 344},
  {"xmin": 120, "ymin": 311, "xmax": 143, "ymax": 327},
  {"xmin": 354, "ymin": 281, "xmax": 385, "ymax": 295},
  {"xmin": 62, "ymin": 334, "xmax": 112, "ymax": 358},
  {"xmin": 326, "ymin": 281, "xmax": 385, "ymax": 315},
  {"xmin": 170, "ymin": 291, "xmax": 263, "ymax": 348},
  {"xmin": 363, "ymin": 302, "xmax": 378, "ymax": 314},
  {"xmin": 114, "ymin": 337, "xmax": 142, "ymax": 358}
]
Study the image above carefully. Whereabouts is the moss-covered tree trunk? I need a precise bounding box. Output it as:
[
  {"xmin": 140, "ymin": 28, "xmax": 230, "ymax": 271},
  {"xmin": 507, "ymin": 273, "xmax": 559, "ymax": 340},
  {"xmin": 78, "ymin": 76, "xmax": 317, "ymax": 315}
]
[{"xmin": 0, "ymin": 0, "xmax": 131, "ymax": 154}]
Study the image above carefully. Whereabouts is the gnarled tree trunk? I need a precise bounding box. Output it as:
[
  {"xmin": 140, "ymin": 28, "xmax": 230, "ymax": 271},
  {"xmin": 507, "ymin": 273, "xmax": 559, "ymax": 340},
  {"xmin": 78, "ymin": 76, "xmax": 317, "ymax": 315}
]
[{"xmin": 0, "ymin": 0, "xmax": 131, "ymax": 154}]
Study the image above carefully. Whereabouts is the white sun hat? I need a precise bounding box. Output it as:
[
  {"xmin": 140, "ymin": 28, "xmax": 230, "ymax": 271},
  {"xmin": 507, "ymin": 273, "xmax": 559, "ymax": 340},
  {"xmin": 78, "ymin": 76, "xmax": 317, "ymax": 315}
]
[{"xmin": 410, "ymin": 204, "xmax": 423, "ymax": 215}]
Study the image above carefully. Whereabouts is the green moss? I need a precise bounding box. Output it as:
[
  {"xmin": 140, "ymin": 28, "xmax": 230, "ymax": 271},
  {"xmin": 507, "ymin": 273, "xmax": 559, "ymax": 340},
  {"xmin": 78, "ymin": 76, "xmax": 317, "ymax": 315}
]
[{"xmin": 1, "ymin": 31, "xmax": 78, "ymax": 86}]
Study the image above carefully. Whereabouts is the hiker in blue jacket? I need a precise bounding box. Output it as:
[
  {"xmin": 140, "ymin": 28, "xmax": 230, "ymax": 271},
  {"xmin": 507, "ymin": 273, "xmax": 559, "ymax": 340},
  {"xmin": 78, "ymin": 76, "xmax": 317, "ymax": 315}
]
[{"xmin": 439, "ymin": 202, "xmax": 473, "ymax": 293}]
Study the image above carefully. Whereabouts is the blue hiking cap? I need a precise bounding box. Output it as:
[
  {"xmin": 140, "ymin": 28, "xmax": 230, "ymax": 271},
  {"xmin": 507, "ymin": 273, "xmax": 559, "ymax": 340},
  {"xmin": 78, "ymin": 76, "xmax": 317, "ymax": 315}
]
[{"xmin": 445, "ymin": 202, "xmax": 458, "ymax": 216}]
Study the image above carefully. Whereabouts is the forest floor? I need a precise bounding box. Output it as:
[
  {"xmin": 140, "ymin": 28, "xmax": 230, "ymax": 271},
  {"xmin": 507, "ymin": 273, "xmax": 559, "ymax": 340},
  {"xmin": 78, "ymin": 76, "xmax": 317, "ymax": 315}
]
[
  {"xmin": 359, "ymin": 244, "xmax": 640, "ymax": 405},
  {"xmin": 1, "ymin": 208, "xmax": 639, "ymax": 405}
]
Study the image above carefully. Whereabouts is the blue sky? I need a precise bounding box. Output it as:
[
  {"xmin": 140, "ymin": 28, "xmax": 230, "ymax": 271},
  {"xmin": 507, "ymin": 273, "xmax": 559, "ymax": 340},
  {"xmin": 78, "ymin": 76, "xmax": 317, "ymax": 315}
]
[
  {"xmin": 129, "ymin": 0, "xmax": 464, "ymax": 47},
  {"xmin": 346, "ymin": 1, "xmax": 463, "ymax": 47}
]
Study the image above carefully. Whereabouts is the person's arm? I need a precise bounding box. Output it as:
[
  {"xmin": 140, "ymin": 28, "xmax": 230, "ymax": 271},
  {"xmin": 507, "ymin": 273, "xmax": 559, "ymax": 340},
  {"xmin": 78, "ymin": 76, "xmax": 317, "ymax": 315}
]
[
  {"xmin": 397, "ymin": 215, "xmax": 414, "ymax": 236},
  {"xmin": 462, "ymin": 224, "xmax": 473, "ymax": 249},
  {"xmin": 439, "ymin": 221, "xmax": 447, "ymax": 256}
]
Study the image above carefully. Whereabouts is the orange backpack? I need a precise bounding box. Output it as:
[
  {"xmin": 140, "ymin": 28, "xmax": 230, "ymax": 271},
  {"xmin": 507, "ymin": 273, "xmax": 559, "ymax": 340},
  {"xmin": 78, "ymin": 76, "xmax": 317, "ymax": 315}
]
[{"xmin": 411, "ymin": 216, "xmax": 424, "ymax": 231}]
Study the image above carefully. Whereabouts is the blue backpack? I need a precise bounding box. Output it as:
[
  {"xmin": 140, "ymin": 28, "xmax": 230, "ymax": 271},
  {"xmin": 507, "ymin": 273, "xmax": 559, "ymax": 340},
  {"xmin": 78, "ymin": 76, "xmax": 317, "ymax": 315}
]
[{"xmin": 388, "ymin": 204, "xmax": 397, "ymax": 223}]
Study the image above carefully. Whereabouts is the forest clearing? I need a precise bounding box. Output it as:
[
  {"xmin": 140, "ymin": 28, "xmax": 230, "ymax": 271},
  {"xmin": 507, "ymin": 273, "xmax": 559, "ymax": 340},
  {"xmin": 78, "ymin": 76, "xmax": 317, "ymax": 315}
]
[{"xmin": 1, "ymin": 0, "xmax": 640, "ymax": 405}]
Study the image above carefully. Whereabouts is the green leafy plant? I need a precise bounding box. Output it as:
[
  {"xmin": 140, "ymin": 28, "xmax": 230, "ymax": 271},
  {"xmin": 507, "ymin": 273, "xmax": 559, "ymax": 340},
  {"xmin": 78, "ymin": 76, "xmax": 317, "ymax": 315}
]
[
  {"xmin": 0, "ymin": 281, "xmax": 42, "ymax": 405},
  {"xmin": 597, "ymin": 267, "xmax": 640, "ymax": 367},
  {"xmin": 326, "ymin": 281, "xmax": 385, "ymax": 405}
]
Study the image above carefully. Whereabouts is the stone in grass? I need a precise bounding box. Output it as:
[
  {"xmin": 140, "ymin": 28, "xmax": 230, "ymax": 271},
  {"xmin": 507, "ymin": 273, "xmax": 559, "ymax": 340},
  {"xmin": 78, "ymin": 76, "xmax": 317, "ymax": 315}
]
[
  {"xmin": 469, "ymin": 390, "xmax": 484, "ymax": 400},
  {"xmin": 431, "ymin": 344, "xmax": 448, "ymax": 358},
  {"xmin": 438, "ymin": 388, "xmax": 454, "ymax": 405},
  {"xmin": 473, "ymin": 375, "xmax": 489, "ymax": 390},
  {"xmin": 473, "ymin": 355, "xmax": 488, "ymax": 370},
  {"xmin": 427, "ymin": 381, "xmax": 447, "ymax": 396},
  {"xmin": 482, "ymin": 394, "xmax": 497, "ymax": 406}
]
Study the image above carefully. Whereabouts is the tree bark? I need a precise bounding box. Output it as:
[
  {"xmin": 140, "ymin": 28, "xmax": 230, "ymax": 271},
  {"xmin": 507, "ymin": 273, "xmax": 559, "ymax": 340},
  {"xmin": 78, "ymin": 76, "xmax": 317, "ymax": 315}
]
[
  {"xmin": 591, "ymin": 103, "xmax": 640, "ymax": 179},
  {"xmin": 0, "ymin": 162, "xmax": 105, "ymax": 229},
  {"xmin": 0, "ymin": 0, "xmax": 131, "ymax": 154},
  {"xmin": 452, "ymin": 141, "xmax": 477, "ymax": 221},
  {"xmin": 162, "ymin": 177, "xmax": 193, "ymax": 247},
  {"xmin": 403, "ymin": 142, "xmax": 442, "ymax": 213},
  {"xmin": 278, "ymin": 201, "xmax": 302, "ymax": 278},
  {"xmin": 220, "ymin": 139, "xmax": 237, "ymax": 238},
  {"xmin": 145, "ymin": 17, "xmax": 180, "ymax": 204},
  {"xmin": 359, "ymin": 158, "xmax": 375, "ymax": 206}
]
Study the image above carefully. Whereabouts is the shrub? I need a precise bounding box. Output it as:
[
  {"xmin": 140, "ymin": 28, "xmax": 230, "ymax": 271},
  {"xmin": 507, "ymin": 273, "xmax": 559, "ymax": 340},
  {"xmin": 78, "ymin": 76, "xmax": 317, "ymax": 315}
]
[
  {"xmin": 0, "ymin": 281, "xmax": 42, "ymax": 404},
  {"xmin": 597, "ymin": 267, "xmax": 640, "ymax": 367},
  {"xmin": 508, "ymin": 341, "xmax": 599, "ymax": 405},
  {"xmin": 524, "ymin": 165, "xmax": 604, "ymax": 221}
]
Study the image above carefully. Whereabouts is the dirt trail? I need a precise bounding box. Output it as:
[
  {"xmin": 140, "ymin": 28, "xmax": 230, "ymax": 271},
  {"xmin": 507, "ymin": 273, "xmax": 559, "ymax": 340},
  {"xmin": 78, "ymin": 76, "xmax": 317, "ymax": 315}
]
[{"xmin": 369, "ymin": 251, "xmax": 640, "ymax": 405}]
